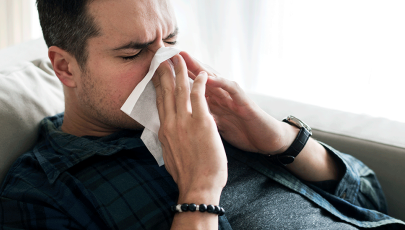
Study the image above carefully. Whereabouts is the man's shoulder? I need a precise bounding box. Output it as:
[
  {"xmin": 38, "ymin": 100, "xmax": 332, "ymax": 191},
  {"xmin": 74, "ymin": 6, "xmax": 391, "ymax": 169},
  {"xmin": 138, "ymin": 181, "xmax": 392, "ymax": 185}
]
[
  {"xmin": 0, "ymin": 148, "xmax": 47, "ymax": 200},
  {"xmin": 37, "ymin": 112, "xmax": 64, "ymax": 135},
  {"xmin": 0, "ymin": 113, "xmax": 62, "ymax": 190},
  {"xmin": 0, "ymin": 111, "xmax": 146, "ymax": 195}
]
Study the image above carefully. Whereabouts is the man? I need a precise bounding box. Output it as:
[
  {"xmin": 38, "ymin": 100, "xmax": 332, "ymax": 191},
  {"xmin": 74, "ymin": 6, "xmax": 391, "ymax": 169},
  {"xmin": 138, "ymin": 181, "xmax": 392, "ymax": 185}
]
[{"xmin": 0, "ymin": 0, "xmax": 403, "ymax": 229}]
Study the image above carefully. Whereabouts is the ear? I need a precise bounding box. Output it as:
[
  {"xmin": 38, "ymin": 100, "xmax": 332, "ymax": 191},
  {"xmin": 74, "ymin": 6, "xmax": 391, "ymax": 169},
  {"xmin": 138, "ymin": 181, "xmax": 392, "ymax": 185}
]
[{"xmin": 48, "ymin": 46, "xmax": 78, "ymax": 88}]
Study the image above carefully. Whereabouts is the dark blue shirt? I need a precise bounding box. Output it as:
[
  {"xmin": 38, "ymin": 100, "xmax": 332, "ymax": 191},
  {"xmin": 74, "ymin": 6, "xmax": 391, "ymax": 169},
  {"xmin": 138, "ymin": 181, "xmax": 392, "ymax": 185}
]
[{"xmin": 1, "ymin": 113, "xmax": 404, "ymax": 229}]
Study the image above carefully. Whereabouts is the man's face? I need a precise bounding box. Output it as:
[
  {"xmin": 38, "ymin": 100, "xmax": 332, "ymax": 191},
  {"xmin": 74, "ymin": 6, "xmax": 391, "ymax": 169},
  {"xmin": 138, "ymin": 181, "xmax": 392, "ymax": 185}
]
[{"xmin": 74, "ymin": 0, "xmax": 178, "ymax": 131}]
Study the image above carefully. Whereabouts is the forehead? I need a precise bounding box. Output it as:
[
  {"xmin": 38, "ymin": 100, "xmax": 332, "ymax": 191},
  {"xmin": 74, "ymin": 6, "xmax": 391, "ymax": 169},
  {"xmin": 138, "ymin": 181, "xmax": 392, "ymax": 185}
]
[{"xmin": 88, "ymin": 0, "xmax": 176, "ymax": 44}]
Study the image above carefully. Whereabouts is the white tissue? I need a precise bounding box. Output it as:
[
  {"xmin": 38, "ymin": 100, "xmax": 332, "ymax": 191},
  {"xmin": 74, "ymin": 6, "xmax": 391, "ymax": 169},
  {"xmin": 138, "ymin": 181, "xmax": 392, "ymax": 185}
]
[
  {"xmin": 121, "ymin": 47, "xmax": 181, "ymax": 166},
  {"xmin": 121, "ymin": 47, "xmax": 222, "ymax": 166}
]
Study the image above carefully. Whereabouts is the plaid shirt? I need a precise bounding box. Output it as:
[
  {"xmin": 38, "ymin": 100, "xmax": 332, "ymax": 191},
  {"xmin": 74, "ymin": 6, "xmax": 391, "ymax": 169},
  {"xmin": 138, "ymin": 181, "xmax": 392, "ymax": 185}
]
[{"xmin": 1, "ymin": 113, "xmax": 404, "ymax": 229}]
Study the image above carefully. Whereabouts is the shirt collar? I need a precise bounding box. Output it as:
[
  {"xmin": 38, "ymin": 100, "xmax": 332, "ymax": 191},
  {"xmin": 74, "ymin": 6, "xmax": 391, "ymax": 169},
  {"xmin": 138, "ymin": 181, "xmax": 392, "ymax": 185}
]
[{"xmin": 34, "ymin": 113, "xmax": 145, "ymax": 184}]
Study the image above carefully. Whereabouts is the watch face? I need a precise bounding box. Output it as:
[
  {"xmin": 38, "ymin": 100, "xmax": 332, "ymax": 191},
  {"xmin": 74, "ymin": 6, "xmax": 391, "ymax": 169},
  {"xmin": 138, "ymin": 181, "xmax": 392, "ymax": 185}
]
[{"xmin": 286, "ymin": 115, "xmax": 312, "ymax": 134}]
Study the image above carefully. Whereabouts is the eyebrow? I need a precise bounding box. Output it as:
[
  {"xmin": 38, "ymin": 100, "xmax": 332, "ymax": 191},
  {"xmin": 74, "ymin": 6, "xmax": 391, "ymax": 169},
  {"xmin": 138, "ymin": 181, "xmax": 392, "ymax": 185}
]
[
  {"xmin": 165, "ymin": 27, "xmax": 179, "ymax": 40},
  {"xmin": 113, "ymin": 27, "xmax": 179, "ymax": 51}
]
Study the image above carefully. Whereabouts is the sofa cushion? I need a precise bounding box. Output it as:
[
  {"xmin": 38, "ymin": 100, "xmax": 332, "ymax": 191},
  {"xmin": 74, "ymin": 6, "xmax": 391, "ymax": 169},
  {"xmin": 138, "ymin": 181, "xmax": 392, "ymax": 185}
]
[{"xmin": 0, "ymin": 57, "xmax": 64, "ymax": 183}]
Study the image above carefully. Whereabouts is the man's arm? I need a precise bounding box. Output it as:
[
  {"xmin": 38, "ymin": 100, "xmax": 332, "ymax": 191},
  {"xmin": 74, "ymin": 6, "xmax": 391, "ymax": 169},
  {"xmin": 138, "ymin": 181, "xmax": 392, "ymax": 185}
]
[
  {"xmin": 283, "ymin": 125, "xmax": 344, "ymax": 181},
  {"xmin": 181, "ymin": 51, "xmax": 343, "ymax": 182},
  {"xmin": 152, "ymin": 55, "xmax": 227, "ymax": 230},
  {"xmin": 307, "ymin": 143, "xmax": 388, "ymax": 213}
]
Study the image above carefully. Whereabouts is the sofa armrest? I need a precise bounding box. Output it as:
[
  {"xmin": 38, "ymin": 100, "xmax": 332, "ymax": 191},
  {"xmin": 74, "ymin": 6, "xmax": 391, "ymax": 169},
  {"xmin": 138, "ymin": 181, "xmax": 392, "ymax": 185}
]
[{"xmin": 313, "ymin": 129, "xmax": 405, "ymax": 221}]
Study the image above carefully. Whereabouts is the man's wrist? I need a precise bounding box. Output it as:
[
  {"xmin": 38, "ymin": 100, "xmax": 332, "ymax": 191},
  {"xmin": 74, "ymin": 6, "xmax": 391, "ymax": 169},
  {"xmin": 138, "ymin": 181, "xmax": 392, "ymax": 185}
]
[
  {"xmin": 272, "ymin": 121, "xmax": 300, "ymax": 155},
  {"xmin": 178, "ymin": 189, "xmax": 222, "ymax": 205}
]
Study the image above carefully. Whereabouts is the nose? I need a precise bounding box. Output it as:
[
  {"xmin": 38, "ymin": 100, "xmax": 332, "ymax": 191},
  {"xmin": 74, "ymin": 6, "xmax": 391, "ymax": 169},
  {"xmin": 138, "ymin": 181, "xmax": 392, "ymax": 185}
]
[{"xmin": 147, "ymin": 36, "xmax": 167, "ymax": 54}]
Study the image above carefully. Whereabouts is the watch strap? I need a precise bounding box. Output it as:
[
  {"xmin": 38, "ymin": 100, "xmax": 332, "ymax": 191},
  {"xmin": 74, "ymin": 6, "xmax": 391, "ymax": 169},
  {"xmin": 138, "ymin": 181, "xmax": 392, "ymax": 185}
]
[{"xmin": 267, "ymin": 127, "xmax": 311, "ymax": 166}]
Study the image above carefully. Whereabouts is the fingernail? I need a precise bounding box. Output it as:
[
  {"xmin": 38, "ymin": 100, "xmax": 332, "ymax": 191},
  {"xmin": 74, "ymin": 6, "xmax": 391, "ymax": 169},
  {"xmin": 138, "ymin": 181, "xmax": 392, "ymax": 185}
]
[
  {"xmin": 172, "ymin": 56, "xmax": 179, "ymax": 66},
  {"xmin": 199, "ymin": 71, "xmax": 207, "ymax": 76}
]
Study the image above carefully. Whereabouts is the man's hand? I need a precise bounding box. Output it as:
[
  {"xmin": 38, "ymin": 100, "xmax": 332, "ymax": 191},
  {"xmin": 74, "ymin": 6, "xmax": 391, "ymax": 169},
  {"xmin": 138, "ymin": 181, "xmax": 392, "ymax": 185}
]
[
  {"xmin": 152, "ymin": 54, "xmax": 227, "ymax": 229},
  {"xmin": 181, "ymin": 51, "xmax": 343, "ymax": 182},
  {"xmin": 180, "ymin": 52, "xmax": 291, "ymax": 155}
]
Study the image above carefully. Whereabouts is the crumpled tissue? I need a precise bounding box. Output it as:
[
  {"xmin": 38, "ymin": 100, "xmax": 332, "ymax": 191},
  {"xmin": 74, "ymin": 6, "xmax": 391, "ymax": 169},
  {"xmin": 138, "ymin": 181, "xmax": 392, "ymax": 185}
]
[{"xmin": 121, "ymin": 47, "xmax": 181, "ymax": 166}]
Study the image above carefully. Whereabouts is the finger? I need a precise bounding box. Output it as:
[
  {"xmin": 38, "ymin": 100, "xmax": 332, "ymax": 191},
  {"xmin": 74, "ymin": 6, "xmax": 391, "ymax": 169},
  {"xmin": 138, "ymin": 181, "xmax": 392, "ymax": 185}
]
[
  {"xmin": 182, "ymin": 51, "xmax": 244, "ymax": 106},
  {"xmin": 155, "ymin": 61, "xmax": 176, "ymax": 118},
  {"xmin": 188, "ymin": 69, "xmax": 219, "ymax": 99},
  {"xmin": 181, "ymin": 51, "xmax": 215, "ymax": 78},
  {"xmin": 151, "ymin": 74, "xmax": 165, "ymax": 122},
  {"xmin": 172, "ymin": 54, "xmax": 192, "ymax": 116},
  {"xmin": 187, "ymin": 69, "xmax": 197, "ymax": 81},
  {"xmin": 206, "ymin": 83, "xmax": 231, "ymax": 100},
  {"xmin": 207, "ymin": 75, "xmax": 247, "ymax": 105},
  {"xmin": 190, "ymin": 71, "xmax": 211, "ymax": 118},
  {"xmin": 182, "ymin": 52, "xmax": 226, "ymax": 99}
]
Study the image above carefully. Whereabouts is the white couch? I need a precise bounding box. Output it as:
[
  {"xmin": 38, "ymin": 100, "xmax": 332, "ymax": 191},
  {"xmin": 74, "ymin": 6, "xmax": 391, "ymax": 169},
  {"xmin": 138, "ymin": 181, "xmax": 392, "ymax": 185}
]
[{"xmin": 0, "ymin": 38, "xmax": 404, "ymax": 221}]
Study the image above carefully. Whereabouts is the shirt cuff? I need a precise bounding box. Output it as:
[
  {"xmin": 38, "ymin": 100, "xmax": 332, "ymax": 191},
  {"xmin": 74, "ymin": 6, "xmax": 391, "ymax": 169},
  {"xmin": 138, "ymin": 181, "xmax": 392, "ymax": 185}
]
[{"xmin": 314, "ymin": 141, "xmax": 361, "ymax": 204}]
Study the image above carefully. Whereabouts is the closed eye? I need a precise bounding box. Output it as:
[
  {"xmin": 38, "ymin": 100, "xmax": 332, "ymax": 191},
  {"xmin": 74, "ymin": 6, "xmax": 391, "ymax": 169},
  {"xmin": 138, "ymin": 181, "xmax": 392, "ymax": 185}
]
[
  {"xmin": 165, "ymin": 41, "xmax": 177, "ymax": 45},
  {"xmin": 121, "ymin": 50, "xmax": 143, "ymax": 60},
  {"xmin": 121, "ymin": 40, "xmax": 177, "ymax": 60}
]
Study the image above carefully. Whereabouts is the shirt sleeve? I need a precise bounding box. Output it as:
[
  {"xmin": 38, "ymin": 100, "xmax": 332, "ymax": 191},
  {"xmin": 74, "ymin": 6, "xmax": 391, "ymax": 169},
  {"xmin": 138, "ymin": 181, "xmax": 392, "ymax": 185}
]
[{"xmin": 308, "ymin": 142, "xmax": 388, "ymax": 214}]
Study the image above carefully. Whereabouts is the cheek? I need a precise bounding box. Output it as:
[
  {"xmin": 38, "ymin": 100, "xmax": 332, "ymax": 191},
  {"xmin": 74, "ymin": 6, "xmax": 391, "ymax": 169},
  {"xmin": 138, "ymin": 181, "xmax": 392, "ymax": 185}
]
[
  {"xmin": 85, "ymin": 52, "xmax": 154, "ymax": 109},
  {"xmin": 112, "ymin": 61, "xmax": 152, "ymax": 105}
]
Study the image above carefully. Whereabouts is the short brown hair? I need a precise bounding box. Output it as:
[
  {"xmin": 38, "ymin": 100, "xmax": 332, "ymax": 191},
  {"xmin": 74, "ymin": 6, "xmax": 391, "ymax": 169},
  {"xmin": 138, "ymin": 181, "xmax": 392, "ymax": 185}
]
[{"xmin": 36, "ymin": 0, "xmax": 101, "ymax": 70}]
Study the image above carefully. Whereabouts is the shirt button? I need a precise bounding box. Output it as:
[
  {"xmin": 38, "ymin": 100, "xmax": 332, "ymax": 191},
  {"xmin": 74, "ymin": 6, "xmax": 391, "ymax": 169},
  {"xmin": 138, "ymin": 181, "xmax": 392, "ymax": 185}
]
[{"xmin": 340, "ymin": 192, "xmax": 346, "ymax": 199}]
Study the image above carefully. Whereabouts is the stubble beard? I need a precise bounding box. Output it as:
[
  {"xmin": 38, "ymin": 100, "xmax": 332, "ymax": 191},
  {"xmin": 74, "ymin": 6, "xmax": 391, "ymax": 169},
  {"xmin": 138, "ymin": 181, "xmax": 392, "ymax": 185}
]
[{"xmin": 78, "ymin": 69, "xmax": 144, "ymax": 131}]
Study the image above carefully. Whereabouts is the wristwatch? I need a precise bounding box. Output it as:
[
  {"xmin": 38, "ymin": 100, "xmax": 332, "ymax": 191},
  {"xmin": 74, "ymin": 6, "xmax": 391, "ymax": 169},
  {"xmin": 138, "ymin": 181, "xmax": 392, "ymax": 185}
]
[{"xmin": 267, "ymin": 115, "xmax": 312, "ymax": 166}]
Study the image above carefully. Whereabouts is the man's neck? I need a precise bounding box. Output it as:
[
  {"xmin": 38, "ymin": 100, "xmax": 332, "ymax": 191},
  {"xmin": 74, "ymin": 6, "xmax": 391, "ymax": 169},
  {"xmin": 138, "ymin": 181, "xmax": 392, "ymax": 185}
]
[{"xmin": 61, "ymin": 109, "xmax": 121, "ymax": 137}]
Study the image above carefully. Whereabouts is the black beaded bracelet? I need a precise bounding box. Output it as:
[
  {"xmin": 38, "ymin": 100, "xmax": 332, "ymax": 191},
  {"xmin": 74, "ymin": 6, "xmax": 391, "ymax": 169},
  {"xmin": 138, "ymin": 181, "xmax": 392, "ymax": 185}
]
[{"xmin": 170, "ymin": 203, "xmax": 225, "ymax": 216}]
